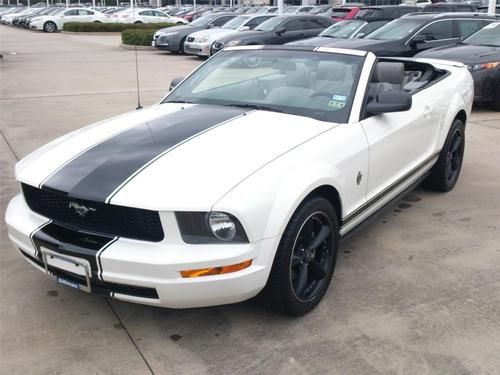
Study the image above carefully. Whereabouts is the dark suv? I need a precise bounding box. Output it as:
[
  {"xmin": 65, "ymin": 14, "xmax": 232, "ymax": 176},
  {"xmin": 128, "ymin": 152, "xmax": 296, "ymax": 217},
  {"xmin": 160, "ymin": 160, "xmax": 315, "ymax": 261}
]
[
  {"xmin": 423, "ymin": 2, "xmax": 477, "ymax": 13},
  {"xmin": 315, "ymin": 13, "xmax": 497, "ymax": 57},
  {"xmin": 211, "ymin": 15, "xmax": 333, "ymax": 55}
]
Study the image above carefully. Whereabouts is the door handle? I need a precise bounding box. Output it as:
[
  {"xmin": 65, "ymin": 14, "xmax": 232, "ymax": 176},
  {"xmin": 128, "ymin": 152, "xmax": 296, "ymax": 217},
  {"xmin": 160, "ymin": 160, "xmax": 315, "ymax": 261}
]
[{"xmin": 423, "ymin": 105, "xmax": 432, "ymax": 118}]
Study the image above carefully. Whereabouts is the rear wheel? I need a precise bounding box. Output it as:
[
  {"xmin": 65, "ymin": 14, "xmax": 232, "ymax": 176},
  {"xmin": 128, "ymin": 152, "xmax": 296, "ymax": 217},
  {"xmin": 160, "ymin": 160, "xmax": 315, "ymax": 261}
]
[
  {"xmin": 43, "ymin": 21, "xmax": 57, "ymax": 33},
  {"xmin": 134, "ymin": 21, "xmax": 142, "ymax": 24},
  {"xmin": 425, "ymin": 118, "xmax": 465, "ymax": 192},
  {"xmin": 258, "ymin": 196, "xmax": 339, "ymax": 316}
]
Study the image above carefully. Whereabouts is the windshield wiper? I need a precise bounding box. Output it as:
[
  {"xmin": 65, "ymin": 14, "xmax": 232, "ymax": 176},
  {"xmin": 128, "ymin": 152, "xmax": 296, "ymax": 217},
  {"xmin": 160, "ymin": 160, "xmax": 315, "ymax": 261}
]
[
  {"xmin": 165, "ymin": 100, "xmax": 194, "ymax": 104},
  {"xmin": 223, "ymin": 103, "xmax": 284, "ymax": 113}
]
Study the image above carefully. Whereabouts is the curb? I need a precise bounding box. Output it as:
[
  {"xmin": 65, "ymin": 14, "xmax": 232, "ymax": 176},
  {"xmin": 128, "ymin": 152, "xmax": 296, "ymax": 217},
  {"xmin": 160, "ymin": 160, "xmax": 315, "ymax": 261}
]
[
  {"xmin": 62, "ymin": 31, "xmax": 121, "ymax": 35},
  {"xmin": 119, "ymin": 44, "xmax": 156, "ymax": 51}
]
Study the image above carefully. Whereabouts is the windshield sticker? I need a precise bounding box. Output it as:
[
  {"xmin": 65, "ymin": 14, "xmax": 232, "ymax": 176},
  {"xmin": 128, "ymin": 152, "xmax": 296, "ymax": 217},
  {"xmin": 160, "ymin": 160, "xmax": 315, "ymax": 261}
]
[
  {"xmin": 328, "ymin": 100, "xmax": 346, "ymax": 109},
  {"xmin": 331, "ymin": 94, "xmax": 347, "ymax": 102}
]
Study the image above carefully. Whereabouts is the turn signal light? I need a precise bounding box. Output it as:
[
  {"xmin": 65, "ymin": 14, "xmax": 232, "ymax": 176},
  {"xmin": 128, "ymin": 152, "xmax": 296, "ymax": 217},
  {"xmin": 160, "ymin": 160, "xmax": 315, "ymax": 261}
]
[{"xmin": 180, "ymin": 259, "xmax": 252, "ymax": 278}]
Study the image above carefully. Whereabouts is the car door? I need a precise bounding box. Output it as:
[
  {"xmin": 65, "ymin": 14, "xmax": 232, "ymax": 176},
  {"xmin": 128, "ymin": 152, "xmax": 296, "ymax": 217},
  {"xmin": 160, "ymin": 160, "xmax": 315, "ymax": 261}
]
[
  {"xmin": 138, "ymin": 10, "xmax": 153, "ymax": 23},
  {"xmin": 360, "ymin": 64, "xmax": 444, "ymax": 205},
  {"xmin": 62, "ymin": 9, "xmax": 79, "ymax": 23},
  {"xmin": 78, "ymin": 9, "xmax": 95, "ymax": 22},
  {"xmin": 406, "ymin": 19, "xmax": 458, "ymax": 56},
  {"xmin": 275, "ymin": 19, "xmax": 311, "ymax": 43},
  {"xmin": 153, "ymin": 10, "xmax": 170, "ymax": 23},
  {"xmin": 245, "ymin": 15, "xmax": 273, "ymax": 30}
]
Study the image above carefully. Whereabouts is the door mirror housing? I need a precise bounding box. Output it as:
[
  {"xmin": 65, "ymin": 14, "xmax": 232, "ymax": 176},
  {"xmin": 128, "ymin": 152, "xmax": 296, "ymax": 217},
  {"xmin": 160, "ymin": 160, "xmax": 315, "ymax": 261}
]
[
  {"xmin": 410, "ymin": 34, "xmax": 427, "ymax": 47},
  {"xmin": 206, "ymin": 23, "xmax": 215, "ymax": 29},
  {"xmin": 274, "ymin": 26, "xmax": 286, "ymax": 35},
  {"xmin": 366, "ymin": 91, "xmax": 412, "ymax": 115},
  {"xmin": 240, "ymin": 25, "xmax": 250, "ymax": 31},
  {"xmin": 169, "ymin": 76, "xmax": 184, "ymax": 91}
]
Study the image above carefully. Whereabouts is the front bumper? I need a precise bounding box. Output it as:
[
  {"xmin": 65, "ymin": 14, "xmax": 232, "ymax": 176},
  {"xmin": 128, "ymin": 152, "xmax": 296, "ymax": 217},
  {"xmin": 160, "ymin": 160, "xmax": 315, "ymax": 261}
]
[
  {"xmin": 5, "ymin": 193, "xmax": 275, "ymax": 308},
  {"xmin": 184, "ymin": 41, "xmax": 211, "ymax": 57},
  {"xmin": 471, "ymin": 69, "xmax": 500, "ymax": 103}
]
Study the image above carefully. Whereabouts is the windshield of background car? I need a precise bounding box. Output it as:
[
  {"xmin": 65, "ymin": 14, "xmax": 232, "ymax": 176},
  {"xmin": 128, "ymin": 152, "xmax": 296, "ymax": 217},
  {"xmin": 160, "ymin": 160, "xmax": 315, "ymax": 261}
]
[
  {"xmin": 464, "ymin": 22, "xmax": 500, "ymax": 47},
  {"xmin": 222, "ymin": 15, "xmax": 248, "ymax": 29},
  {"xmin": 366, "ymin": 18, "xmax": 424, "ymax": 40},
  {"xmin": 331, "ymin": 9, "xmax": 351, "ymax": 17},
  {"xmin": 310, "ymin": 6, "xmax": 330, "ymax": 14},
  {"xmin": 254, "ymin": 16, "xmax": 284, "ymax": 31},
  {"xmin": 320, "ymin": 20, "xmax": 365, "ymax": 38},
  {"xmin": 163, "ymin": 49, "xmax": 364, "ymax": 123},
  {"xmin": 189, "ymin": 15, "xmax": 213, "ymax": 27}
]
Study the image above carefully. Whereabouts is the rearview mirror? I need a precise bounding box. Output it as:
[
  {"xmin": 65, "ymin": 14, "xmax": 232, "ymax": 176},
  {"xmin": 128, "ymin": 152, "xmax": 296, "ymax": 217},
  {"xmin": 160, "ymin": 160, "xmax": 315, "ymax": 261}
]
[
  {"xmin": 274, "ymin": 26, "xmax": 286, "ymax": 35},
  {"xmin": 366, "ymin": 91, "xmax": 412, "ymax": 115},
  {"xmin": 169, "ymin": 76, "xmax": 184, "ymax": 91}
]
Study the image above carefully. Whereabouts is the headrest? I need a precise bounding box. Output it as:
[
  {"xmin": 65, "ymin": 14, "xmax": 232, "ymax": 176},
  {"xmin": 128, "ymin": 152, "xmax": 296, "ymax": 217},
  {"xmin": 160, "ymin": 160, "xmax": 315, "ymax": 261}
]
[
  {"xmin": 372, "ymin": 62, "xmax": 405, "ymax": 85},
  {"xmin": 316, "ymin": 61, "xmax": 347, "ymax": 82}
]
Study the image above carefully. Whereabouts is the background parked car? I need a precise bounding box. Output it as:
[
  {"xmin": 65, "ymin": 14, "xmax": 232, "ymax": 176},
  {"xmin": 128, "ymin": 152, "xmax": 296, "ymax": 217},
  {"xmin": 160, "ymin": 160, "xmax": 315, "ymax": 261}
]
[
  {"xmin": 184, "ymin": 14, "xmax": 276, "ymax": 58},
  {"xmin": 319, "ymin": 6, "xmax": 360, "ymax": 21},
  {"xmin": 315, "ymin": 13, "xmax": 497, "ymax": 56},
  {"xmin": 153, "ymin": 13, "xmax": 237, "ymax": 53},
  {"xmin": 30, "ymin": 8, "xmax": 108, "ymax": 33},
  {"xmin": 284, "ymin": 6, "xmax": 315, "ymax": 14},
  {"xmin": 354, "ymin": 5, "xmax": 421, "ymax": 20},
  {"xmin": 288, "ymin": 19, "xmax": 393, "ymax": 47},
  {"xmin": 423, "ymin": 2, "xmax": 478, "ymax": 12},
  {"xmin": 211, "ymin": 15, "xmax": 333, "ymax": 54},
  {"xmin": 116, "ymin": 9, "xmax": 187, "ymax": 24},
  {"xmin": 416, "ymin": 22, "xmax": 500, "ymax": 110}
]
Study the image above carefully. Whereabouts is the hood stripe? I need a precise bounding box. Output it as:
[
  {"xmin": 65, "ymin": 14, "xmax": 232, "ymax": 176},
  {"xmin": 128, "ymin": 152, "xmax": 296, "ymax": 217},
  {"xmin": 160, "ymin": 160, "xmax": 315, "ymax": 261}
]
[{"xmin": 42, "ymin": 105, "xmax": 247, "ymax": 203}]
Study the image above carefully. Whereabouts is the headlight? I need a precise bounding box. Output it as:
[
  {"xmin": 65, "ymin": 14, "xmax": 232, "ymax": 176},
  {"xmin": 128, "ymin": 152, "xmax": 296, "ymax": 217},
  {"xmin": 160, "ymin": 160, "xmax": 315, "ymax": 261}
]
[
  {"xmin": 162, "ymin": 31, "xmax": 179, "ymax": 37},
  {"xmin": 176, "ymin": 212, "xmax": 249, "ymax": 244},
  {"xmin": 226, "ymin": 39, "xmax": 241, "ymax": 47},
  {"xmin": 469, "ymin": 62, "xmax": 500, "ymax": 71}
]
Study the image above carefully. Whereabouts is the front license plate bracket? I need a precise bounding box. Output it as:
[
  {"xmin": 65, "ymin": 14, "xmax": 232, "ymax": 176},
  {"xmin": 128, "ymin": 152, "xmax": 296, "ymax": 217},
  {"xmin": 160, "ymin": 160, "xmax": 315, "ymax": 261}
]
[{"xmin": 40, "ymin": 248, "xmax": 92, "ymax": 293}]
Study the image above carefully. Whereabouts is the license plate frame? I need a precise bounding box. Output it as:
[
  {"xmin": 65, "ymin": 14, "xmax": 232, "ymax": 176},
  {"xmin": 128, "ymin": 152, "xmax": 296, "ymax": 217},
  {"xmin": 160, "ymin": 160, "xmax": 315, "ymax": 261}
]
[{"xmin": 40, "ymin": 248, "xmax": 92, "ymax": 293}]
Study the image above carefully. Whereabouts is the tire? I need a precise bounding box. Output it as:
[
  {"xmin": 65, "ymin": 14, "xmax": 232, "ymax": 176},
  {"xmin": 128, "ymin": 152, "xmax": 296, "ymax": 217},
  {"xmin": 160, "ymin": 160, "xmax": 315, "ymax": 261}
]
[
  {"xmin": 93, "ymin": 20, "xmax": 102, "ymax": 23},
  {"xmin": 258, "ymin": 196, "xmax": 339, "ymax": 316},
  {"xmin": 134, "ymin": 21, "xmax": 143, "ymax": 24},
  {"xmin": 43, "ymin": 21, "xmax": 57, "ymax": 33},
  {"xmin": 425, "ymin": 118, "xmax": 465, "ymax": 192},
  {"xmin": 177, "ymin": 37, "xmax": 186, "ymax": 54}
]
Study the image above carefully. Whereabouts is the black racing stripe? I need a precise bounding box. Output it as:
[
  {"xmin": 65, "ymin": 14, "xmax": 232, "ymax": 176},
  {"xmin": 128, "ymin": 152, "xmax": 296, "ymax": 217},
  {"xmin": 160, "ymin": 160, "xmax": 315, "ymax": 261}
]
[
  {"xmin": 42, "ymin": 105, "xmax": 247, "ymax": 202},
  {"xmin": 32, "ymin": 222, "xmax": 115, "ymax": 282}
]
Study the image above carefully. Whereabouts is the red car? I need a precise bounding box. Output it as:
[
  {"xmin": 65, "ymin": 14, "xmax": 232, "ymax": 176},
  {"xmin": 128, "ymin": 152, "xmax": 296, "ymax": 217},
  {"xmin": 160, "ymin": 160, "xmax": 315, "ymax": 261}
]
[{"xmin": 324, "ymin": 6, "xmax": 360, "ymax": 21}]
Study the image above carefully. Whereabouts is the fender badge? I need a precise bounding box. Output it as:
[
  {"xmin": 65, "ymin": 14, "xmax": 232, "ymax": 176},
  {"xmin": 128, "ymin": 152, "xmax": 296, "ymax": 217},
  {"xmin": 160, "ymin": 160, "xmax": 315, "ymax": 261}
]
[
  {"xmin": 356, "ymin": 172, "xmax": 363, "ymax": 186},
  {"xmin": 69, "ymin": 202, "xmax": 96, "ymax": 217}
]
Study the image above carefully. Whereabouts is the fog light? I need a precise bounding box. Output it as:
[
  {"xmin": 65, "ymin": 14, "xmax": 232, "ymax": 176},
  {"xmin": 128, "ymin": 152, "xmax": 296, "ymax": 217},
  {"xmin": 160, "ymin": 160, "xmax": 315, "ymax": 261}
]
[{"xmin": 180, "ymin": 259, "xmax": 252, "ymax": 278}]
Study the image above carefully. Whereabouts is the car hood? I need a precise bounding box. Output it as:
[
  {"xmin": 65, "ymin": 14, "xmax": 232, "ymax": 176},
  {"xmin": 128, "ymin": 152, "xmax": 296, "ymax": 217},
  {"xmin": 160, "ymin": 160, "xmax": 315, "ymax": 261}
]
[
  {"xmin": 188, "ymin": 28, "xmax": 228, "ymax": 39},
  {"xmin": 156, "ymin": 24, "xmax": 200, "ymax": 35},
  {"xmin": 416, "ymin": 44, "xmax": 500, "ymax": 65},
  {"xmin": 287, "ymin": 36, "xmax": 342, "ymax": 46},
  {"xmin": 17, "ymin": 104, "xmax": 334, "ymax": 211}
]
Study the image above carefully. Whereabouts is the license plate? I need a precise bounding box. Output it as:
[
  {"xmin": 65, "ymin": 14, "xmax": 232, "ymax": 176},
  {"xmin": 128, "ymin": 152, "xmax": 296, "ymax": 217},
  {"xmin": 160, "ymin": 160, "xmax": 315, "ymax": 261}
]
[
  {"xmin": 57, "ymin": 277, "xmax": 80, "ymax": 290},
  {"xmin": 40, "ymin": 248, "xmax": 92, "ymax": 293}
]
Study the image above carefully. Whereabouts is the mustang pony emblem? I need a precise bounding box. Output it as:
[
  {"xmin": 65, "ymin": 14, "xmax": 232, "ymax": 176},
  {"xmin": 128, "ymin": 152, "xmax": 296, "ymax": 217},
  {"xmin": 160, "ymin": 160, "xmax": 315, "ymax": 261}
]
[{"xmin": 68, "ymin": 202, "xmax": 96, "ymax": 217}]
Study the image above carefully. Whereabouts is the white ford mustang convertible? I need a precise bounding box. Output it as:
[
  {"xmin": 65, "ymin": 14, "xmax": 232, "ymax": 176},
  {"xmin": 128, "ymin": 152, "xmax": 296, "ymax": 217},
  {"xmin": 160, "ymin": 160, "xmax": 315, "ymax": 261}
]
[{"xmin": 6, "ymin": 46, "xmax": 473, "ymax": 315}]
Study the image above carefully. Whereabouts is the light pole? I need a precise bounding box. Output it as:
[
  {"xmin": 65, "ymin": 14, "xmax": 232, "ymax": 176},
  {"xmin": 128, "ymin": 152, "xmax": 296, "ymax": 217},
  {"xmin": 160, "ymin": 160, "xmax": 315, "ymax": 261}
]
[{"xmin": 487, "ymin": 0, "xmax": 495, "ymax": 14}]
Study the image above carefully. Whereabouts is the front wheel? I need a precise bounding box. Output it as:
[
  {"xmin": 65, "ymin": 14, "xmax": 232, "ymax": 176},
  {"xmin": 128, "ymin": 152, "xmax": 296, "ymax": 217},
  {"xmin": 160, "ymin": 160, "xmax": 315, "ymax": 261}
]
[
  {"xmin": 258, "ymin": 196, "xmax": 339, "ymax": 316},
  {"xmin": 425, "ymin": 118, "xmax": 465, "ymax": 192},
  {"xmin": 43, "ymin": 21, "xmax": 57, "ymax": 33},
  {"xmin": 492, "ymin": 87, "xmax": 500, "ymax": 111}
]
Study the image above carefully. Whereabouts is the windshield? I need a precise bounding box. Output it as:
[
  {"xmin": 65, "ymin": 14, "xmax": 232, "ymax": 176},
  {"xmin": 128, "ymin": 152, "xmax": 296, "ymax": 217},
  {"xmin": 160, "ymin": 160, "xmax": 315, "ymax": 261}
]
[
  {"xmin": 331, "ymin": 9, "xmax": 351, "ymax": 17},
  {"xmin": 285, "ymin": 7, "xmax": 298, "ymax": 13},
  {"xmin": 222, "ymin": 15, "xmax": 249, "ymax": 30},
  {"xmin": 366, "ymin": 19, "xmax": 424, "ymax": 40},
  {"xmin": 190, "ymin": 15, "xmax": 213, "ymax": 27},
  {"xmin": 356, "ymin": 8, "xmax": 383, "ymax": 18},
  {"xmin": 310, "ymin": 6, "xmax": 330, "ymax": 14},
  {"xmin": 163, "ymin": 49, "xmax": 363, "ymax": 123},
  {"xmin": 320, "ymin": 20, "xmax": 365, "ymax": 38},
  {"xmin": 255, "ymin": 16, "xmax": 284, "ymax": 31},
  {"xmin": 464, "ymin": 22, "xmax": 500, "ymax": 47}
]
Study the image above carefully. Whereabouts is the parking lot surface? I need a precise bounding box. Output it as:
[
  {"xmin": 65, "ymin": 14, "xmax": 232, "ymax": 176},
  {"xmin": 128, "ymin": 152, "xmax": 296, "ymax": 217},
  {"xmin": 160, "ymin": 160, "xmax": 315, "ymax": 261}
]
[{"xmin": 1, "ymin": 26, "xmax": 500, "ymax": 375}]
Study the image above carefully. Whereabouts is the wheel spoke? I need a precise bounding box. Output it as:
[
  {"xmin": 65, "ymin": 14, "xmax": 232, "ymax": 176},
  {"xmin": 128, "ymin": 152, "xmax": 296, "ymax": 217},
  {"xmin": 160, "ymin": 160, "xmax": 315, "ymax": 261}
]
[
  {"xmin": 295, "ymin": 263, "xmax": 308, "ymax": 296},
  {"xmin": 450, "ymin": 134, "xmax": 462, "ymax": 153},
  {"xmin": 309, "ymin": 260, "xmax": 327, "ymax": 279},
  {"xmin": 306, "ymin": 225, "xmax": 331, "ymax": 251},
  {"xmin": 292, "ymin": 254, "xmax": 304, "ymax": 264}
]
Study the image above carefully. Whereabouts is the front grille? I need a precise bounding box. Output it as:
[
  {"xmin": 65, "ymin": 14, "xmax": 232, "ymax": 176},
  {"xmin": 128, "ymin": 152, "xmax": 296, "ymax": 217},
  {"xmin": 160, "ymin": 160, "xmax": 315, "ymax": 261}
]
[
  {"xmin": 22, "ymin": 184, "xmax": 164, "ymax": 242},
  {"xmin": 187, "ymin": 37, "xmax": 195, "ymax": 42}
]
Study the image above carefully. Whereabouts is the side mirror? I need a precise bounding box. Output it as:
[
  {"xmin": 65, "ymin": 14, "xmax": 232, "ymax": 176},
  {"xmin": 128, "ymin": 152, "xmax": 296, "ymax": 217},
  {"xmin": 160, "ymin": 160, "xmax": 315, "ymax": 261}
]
[
  {"xmin": 354, "ymin": 32, "xmax": 366, "ymax": 39},
  {"xmin": 274, "ymin": 26, "xmax": 286, "ymax": 35},
  {"xmin": 240, "ymin": 25, "xmax": 250, "ymax": 31},
  {"xmin": 366, "ymin": 91, "xmax": 412, "ymax": 115},
  {"xmin": 169, "ymin": 76, "xmax": 185, "ymax": 91},
  {"xmin": 206, "ymin": 23, "xmax": 215, "ymax": 29},
  {"xmin": 410, "ymin": 34, "xmax": 427, "ymax": 47}
]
